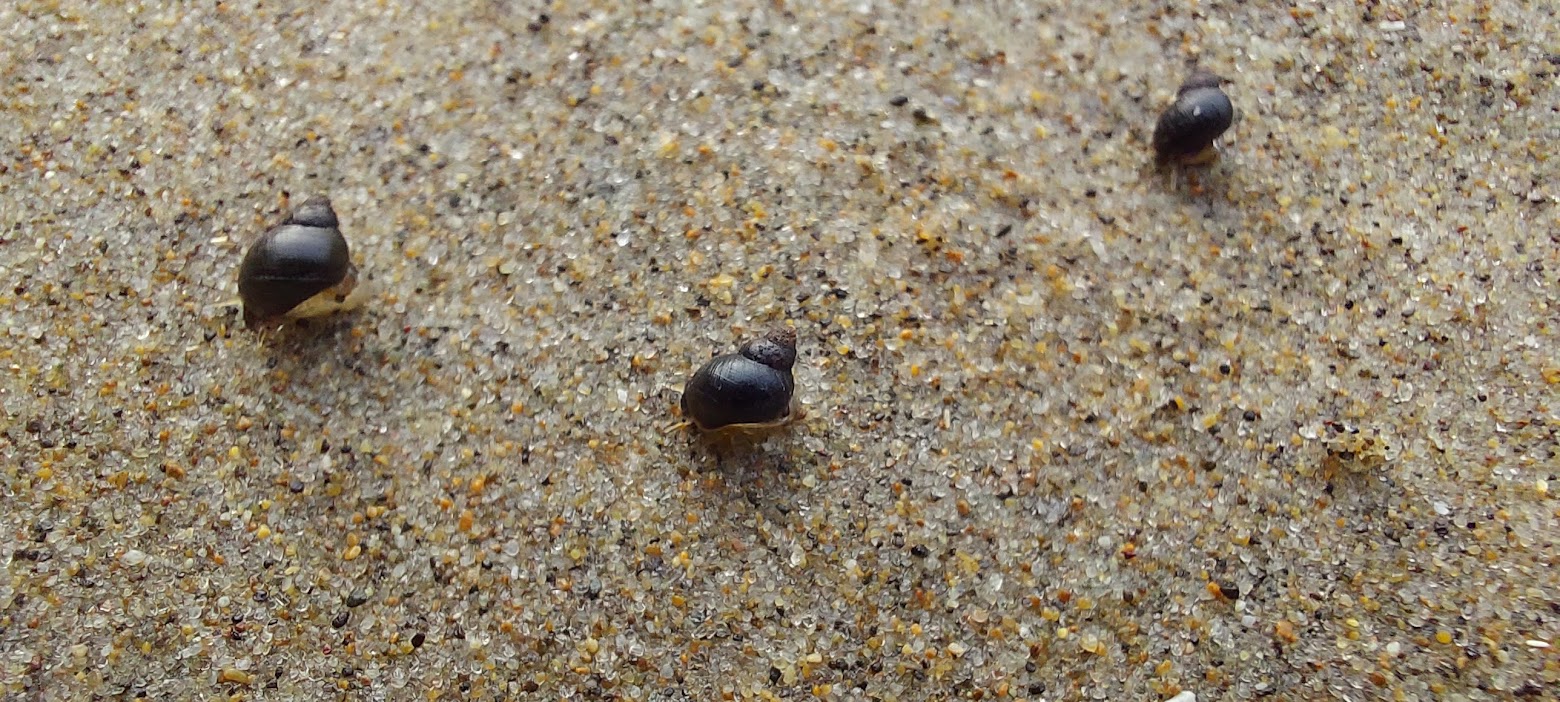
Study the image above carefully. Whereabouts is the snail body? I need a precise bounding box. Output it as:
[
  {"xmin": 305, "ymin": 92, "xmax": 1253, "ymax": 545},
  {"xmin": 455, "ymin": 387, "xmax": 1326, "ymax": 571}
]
[
  {"xmin": 681, "ymin": 327, "xmax": 801, "ymax": 432},
  {"xmin": 237, "ymin": 196, "xmax": 361, "ymax": 329},
  {"xmin": 1152, "ymin": 71, "xmax": 1235, "ymax": 164}
]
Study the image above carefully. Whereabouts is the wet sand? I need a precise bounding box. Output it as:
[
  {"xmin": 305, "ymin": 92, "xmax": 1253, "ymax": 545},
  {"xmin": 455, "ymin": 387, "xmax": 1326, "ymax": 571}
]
[{"xmin": 1, "ymin": 1, "xmax": 1556, "ymax": 699}]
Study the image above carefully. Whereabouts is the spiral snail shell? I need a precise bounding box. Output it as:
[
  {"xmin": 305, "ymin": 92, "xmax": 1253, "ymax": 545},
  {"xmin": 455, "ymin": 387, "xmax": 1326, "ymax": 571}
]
[
  {"xmin": 1152, "ymin": 71, "xmax": 1235, "ymax": 164},
  {"xmin": 680, "ymin": 326, "xmax": 801, "ymax": 432},
  {"xmin": 237, "ymin": 196, "xmax": 360, "ymax": 329}
]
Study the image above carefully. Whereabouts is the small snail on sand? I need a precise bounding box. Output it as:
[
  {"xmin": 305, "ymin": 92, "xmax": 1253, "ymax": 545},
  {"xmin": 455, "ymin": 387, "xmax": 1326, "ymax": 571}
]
[
  {"xmin": 1152, "ymin": 71, "xmax": 1235, "ymax": 164},
  {"xmin": 237, "ymin": 196, "xmax": 364, "ymax": 329},
  {"xmin": 679, "ymin": 326, "xmax": 802, "ymax": 433}
]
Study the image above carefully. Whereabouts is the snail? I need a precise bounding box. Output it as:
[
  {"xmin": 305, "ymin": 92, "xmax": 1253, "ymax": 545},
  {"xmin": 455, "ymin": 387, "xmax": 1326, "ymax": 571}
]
[
  {"xmin": 236, "ymin": 196, "xmax": 364, "ymax": 329},
  {"xmin": 1152, "ymin": 71, "xmax": 1235, "ymax": 164},
  {"xmin": 679, "ymin": 326, "xmax": 802, "ymax": 433}
]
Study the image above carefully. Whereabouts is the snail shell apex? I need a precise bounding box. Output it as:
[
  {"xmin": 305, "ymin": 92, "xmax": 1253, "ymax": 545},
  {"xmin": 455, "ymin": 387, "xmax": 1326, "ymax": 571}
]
[
  {"xmin": 237, "ymin": 197, "xmax": 356, "ymax": 329},
  {"xmin": 1152, "ymin": 71, "xmax": 1235, "ymax": 163},
  {"xmin": 737, "ymin": 326, "xmax": 797, "ymax": 371},
  {"xmin": 1175, "ymin": 71, "xmax": 1225, "ymax": 96},
  {"xmin": 681, "ymin": 327, "xmax": 799, "ymax": 432},
  {"xmin": 288, "ymin": 195, "xmax": 340, "ymax": 229}
]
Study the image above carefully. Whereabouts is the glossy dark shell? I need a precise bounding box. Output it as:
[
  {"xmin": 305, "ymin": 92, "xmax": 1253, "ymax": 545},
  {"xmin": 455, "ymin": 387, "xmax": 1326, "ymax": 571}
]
[
  {"xmin": 681, "ymin": 327, "xmax": 798, "ymax": 431},
  {"xmin": 237, "ymin": 197, "xmax": 351, "ymax": 327},
  {"xmin": 1152, "ymin": 73, "xmax": 1234, "ymax": 161}
]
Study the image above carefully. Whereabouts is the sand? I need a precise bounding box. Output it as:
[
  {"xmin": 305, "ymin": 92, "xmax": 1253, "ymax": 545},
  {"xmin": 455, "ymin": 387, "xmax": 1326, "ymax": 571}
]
[{"xmin": 1, "ymin": 1, "xmax": 1556, "ymax": 699}]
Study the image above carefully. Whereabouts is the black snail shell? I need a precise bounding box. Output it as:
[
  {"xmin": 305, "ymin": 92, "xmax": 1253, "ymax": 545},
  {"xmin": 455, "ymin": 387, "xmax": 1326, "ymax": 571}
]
[
  {"xmin": 237, "ymin": 196, "xmax": 357, "ymax": 329},
  {"xmin": 681, "ymin": 326, "xmax": 800, "ymax": 432},
  {"xmin": 1152, "ymin": 71, "xmax": 1235, "ymax": 163}
]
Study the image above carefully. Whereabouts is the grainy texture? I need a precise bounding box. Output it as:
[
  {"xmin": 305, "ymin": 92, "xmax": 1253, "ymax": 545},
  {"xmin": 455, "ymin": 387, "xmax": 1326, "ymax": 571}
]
[{"xmin": 1, "ymin": 1, "xmax": 1557, "ymax": 700}]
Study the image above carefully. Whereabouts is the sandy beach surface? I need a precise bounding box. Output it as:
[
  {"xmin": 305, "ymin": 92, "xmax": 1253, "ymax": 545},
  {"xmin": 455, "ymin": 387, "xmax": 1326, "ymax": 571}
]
[{"xmin": 2, "ymin": 1, "xmax": 1556, "ymax": 699}]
